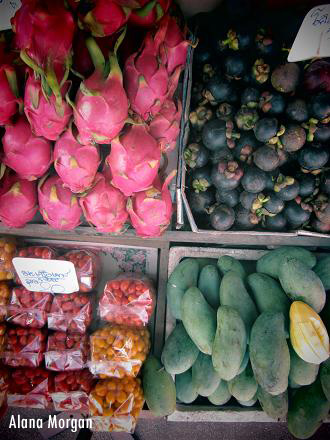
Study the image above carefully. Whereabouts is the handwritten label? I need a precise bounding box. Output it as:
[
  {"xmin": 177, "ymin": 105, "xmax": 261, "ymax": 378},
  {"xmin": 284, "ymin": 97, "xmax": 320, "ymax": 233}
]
[
  {"xmin": 0, "ymin": 0, "xmax": 21, "ymax": 31},
  {"xmin": 13, "ymin": 257, "xmax": 79, "ymax": 294},
  {"xmin": 288, "ymin": 4, "xmax": 330, "ymax": 62}
]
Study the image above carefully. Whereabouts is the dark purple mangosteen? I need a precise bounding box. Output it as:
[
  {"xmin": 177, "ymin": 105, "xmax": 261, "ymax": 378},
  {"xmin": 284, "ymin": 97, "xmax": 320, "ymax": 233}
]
[
  {"xmin": 215, "ymin": 188, "xmax": 240, "ymax": 208},
  {"xmin": 209, "ymin": 204, "xmax": 235, "ymax": 230},
  {"xmin": 254, "ymin": 145, "xmax": 280, "ymax": 172},
  {"xmin": 271, "ymin": 63, "xmax": 300, "ymax": 93},
  {"xmin": 211, "ymin": 159, "xmax": 244, "ymax": 190},
  {"xmin": 235, "ymin": 107, "xmax": 259, "ymax": 131}
]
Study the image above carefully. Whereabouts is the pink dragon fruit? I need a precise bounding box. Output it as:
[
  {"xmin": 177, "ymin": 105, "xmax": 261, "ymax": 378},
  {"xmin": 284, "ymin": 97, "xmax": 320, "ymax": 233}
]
[
  {"xmin": 2, "ymin": 116, "xmax": 53, "ymax": 181},
  {"xmin": 0, "ymin": 65, "xmax": 22, "ymax": 125},
  {"xmin": 127, "ymin": 171, "xmax": 175, "ymax": 237},
  {"xmin": 11, "ymin": 0, "xmax": 75, "ymax": 72},
  {"xmin": 129, "ymin": 0, "xmax": 171, "ymax": 27},
  {"xmin": 159, "ymin": 15, "xmax": 189, "ymax": 75},
  {"xmin": 149, "ymin": 98, "xmax": 181, "ymax": 153},
  {"xmin": 0, "ymin": 173, "xmax": 38, "ymax": 228},
  {"xmin": 38, "ymin": 175, "xmax": 82, "ymax": 230},
  {"xmin": 105, "ymin": 125, "xmax": 161, "ymax": 196},
  {"xmin": 73, "ymin": 35, "xmax": 128, "ymax": 145},
  {"xmin": 79, "ymin": 173, "xmax": 128, "ymax": 233},
  {"xmin": 124, "ymin": 19, "xmax": 181, "ymax": 121},
  {"xmin": 83, "ymin": 0, "xmax": 132, "ymax": 37},
  {"xmin": 54, "ymin": 126, "xmax": 100, "ymax": 194},
  {"xmin": 24, "ymin": 69, "xmax": 72, "ymax": 141}
]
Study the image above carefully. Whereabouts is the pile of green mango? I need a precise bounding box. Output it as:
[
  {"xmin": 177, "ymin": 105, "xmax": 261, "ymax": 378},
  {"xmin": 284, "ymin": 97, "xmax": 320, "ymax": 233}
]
[{"xmin": 143, "ymin": 247, "xmax": 330, "ymax": 439}]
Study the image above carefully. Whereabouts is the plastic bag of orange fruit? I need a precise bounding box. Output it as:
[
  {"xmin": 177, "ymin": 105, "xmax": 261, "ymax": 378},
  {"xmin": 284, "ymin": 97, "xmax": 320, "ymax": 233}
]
[
  {"xmin": 0, "ymin": 282, "xmax": 10, "ymax": 322},
  {"xmin": 89, "ymin": 325, "xmax": 150, "ymax": 378},
  {"xmin": 0, "ymin": 323, "xmax": 6, "ymax": 354},
  {"xmin": 99, "ymin": 274, "xmax": 155, "ymax": 327},
  {"xmin": 0, "ymin": 237, "xmax": 16, "ymax": 281},
  {"xmin": 89, "ymin": 377, "xmax": 144, "ymax": 433}
]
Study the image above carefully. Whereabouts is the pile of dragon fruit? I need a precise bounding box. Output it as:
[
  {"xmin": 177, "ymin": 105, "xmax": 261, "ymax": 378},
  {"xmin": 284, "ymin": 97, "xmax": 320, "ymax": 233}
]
[{"xmin": 0, "ymin": 0, "xmax": 189, "ymax": 237}]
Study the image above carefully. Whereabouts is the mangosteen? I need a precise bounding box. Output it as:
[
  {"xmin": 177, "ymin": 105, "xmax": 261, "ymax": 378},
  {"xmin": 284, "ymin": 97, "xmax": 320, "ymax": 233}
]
[
  {"xmin": 184, "ymin": 143, "xmax": 210, "ymax": 169},
  {"xmin": 209, "ymin": 204, "xmax": 235, "ymax": 231},
  {"xmin": 202, "ymin": 63, "xmax": 216, "ymax": 82},
  {"xmin": 281, "ymin": 124, "xmax": 306, "ymax": 152},
  {"xmin": 321, "ymin": 172, "xmax": 330, "ymax": 195},
  {"xmin": 255, "ymin": 32, "xmax": 279, "ymax": 58},
  {"xmin": 284, "ymin": 200, "xmax": 311, "ymax": 228},
  {"xmin": 190, "ymin": 165, "xmax": 212, "ymax": 192},
  {"xmin": 298, "ymin": 144, "xmax": 329, "ymax": 173},
  {"xmin": 259, "ymin": 92, "xmax": 286, "ymax": 115},
  {"xmin": 219, "ymin": 28, "xmax": 253, "ymax": 51},
  {"xmin": 216, "ymin": 188, "xmax": 239, "ymax": 207},
  {"xmin": 264, "ymin": 169, "xmax": 280, "ymax": 191},
  {"xmin": 233, "ymin": 132, "xmax": 259, "ymax": 164},
  {"xmin": 314, "ymin": 124, "xmax": 330, "ymax": 143},
  {"xmin": 274, "ymin": 175, "xmax": 300, "ymax": 201},
  {"xmin": 235, "ymin": 205, "xmax": 260, "ymax": 230},
  {"xmin": 224, "ymin": 54, "xmax": 247, "ymax": 79},
  {"xmin": 311, "ymin": 218, "xmax": 330, "ymax": 234},
  {"xmin": 264, "ymin": 213, "xmax": 287, "ymax": 231},
  {"xmin": 189, "ymin": 189, "xmax": 215, "ymax": 215},
  {"xmin": 286, "ymin": 99, "xmax": 308, "ymax": 123},
  {"xmin": 211, "ymin": 160, "xmax": 243, "ymax": 190},
  {"xmin": 191, "ymin": 82, "xmax": 204, "ymax": 106},
  {"xmin": 235, "ymin": 107, "xmax": 259, "ymax": 131},
  {"xmin": 313, "ymin": 194, "xmax": 330, "ymax": 224},
  {"xmin": 194, "ymin": 40, "xmax": 213, "ymax": 65},
  {"xmin": 210, "ymin": 147, "xmax": 233, "ymax": 164},
  {"xmin": 251, "ymin": 59, "xmax": 270, "ymax": 84},
  {"xmin": 241, "ymin": 166, "xmax": 267, "ymax": 193},
  {"xmin": 203, "ymin": 77, "xmax": 239, "ymax": 106},
  {"xmin": 309, "ymin": 93, "xmax": 330, "ymax": 122},
  {"xmin": 263, "ymin": 193, "xmax": 285, "ymax": 215},
  {"xmin": 240, "ymin": 191, "xmax": 258, "ymax": 210},
  {"xmin": 253, "ymin": 118, "xmax": 279, "ymax": 143},
  {"xmin": 241, "ymin": 87, "xmax": 260, "ymax": 109},
  {"xmin": 189, "ymin": 105, "xmax": 213, "ymax": 130},
  {"xmin": 254, "ymin": 145, "xmax": 280, "ymax": 172},
  {"xmin": 271, "ymin": 63, "xmax": 300, "ymax": 93},
  {"xmin": 202, "ymin": 119, "xmax": 239, "ymax": 151},
  {"xmin": 296, "ymin": 173, "xmax": 317, "ymax": 198},
  {"xmin": 216, "ymin": 103, "xmax": 236, "ymax": 121}
]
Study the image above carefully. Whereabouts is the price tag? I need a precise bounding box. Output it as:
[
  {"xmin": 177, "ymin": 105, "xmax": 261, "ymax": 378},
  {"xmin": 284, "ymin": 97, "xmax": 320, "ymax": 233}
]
[
  {"xmin": 0, "ymin": 0, "xmax": 21, "ymax": 31},
  {"xmin": 12, "ymin": 257, "xmax": 79, "ymax": 294},
  {"xmin": 288, "ymin": 4, "xmax": 330, "ymax": 62}
]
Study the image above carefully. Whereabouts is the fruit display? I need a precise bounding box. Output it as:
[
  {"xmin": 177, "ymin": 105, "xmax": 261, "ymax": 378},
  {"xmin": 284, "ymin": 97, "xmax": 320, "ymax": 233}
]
[
  {"xmin": 89, "ymin": 377, "xmax": 144, "ymax": 433},
  {"xmin": 159, "ymin": 248, "xmax": 330, "ymax": 438},
  {"xmin": 0, "ymin": 0, "xmax": 187, "ymax": 238},
  {"xmin": 0, "ymin": 282, "xmax": 10, "ymax": 322},
  {"xmin": 48, "ymin": 292, "xmax": 93, "ymax": 333},
  {"xmin": 6, "ymin": 287, "xmax": 53, "ymax": 328},
  {"xmin": 8, "ymin": 368, "xmax": 53, "ymax": 409},
  {"xmin": 51, "ymin": 369, "xmax": 95, "ymax": 411},
  {"xmin": 0, "ymin": 237, "xmax": 16, "ymax": 280},
  {"xmin": 0, "ymin": 367, "xmax": 9, "ymax": 412},
  {"xmin": 89, "ymin": 325, "xmax": 151, "ymax": 379},
  {"xmin": 0, "ymin": 323, "xmax": 6, "ymax": 353},
  {"xmin": 184, "ymin": 12, "xmax": 330, "ymax": 233},
  {"xmin": 45, "ymin": 332, "xmax": 89, "ymax": 371},
  {"xmin": 99, "ymin": 274, "xmax": 155, "ymax": 327},
  {"xmin": 58, "ymin": 250, "xmax": 101, "ymax": 293}
]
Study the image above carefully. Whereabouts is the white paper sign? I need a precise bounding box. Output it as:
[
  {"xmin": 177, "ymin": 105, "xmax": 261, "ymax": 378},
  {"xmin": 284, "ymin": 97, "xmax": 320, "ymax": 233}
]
[
  {"xmin": 288, "ymin": 4, "xmax": 330, "ymax": 62},
  {"xmin": 0, "ymin": 0, "xmax": 21, "ymax": 31},
  {"xmin": 12, "ymin": 257, "xmax": 79, "ymax": 294}
]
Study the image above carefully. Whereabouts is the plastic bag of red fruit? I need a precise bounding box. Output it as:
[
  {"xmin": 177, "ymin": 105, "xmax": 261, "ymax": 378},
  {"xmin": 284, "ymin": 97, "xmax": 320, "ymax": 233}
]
[
  {"xmin": 99, "ymin": 274, "xmax": 155, "ymax": 327},
  {"xmin": 2, "ymin": 327, "xmax": 47, "ymax": 368},
  {"xmin": 8, "ymin": 368, "xmax": 53, "ymax": 409},
  {"xmin": 51, "ymin": 369, "xmax": 95, "ymax": 412},
  {"xmin": 58, "ymin": 250, "xmax": 101, "ymax": 293},
  {"xmin": 48, "ymin": 292, "xmax": 93, "ymax": 334},
  {"xmin": 14, "ymin": 246, "xmax": 58, "ymax": 285},
  {"xmin": 45, "ymin": 332, "xmax": 89, "ymax": 371},
  {"xmin": 6, "ymin": 288, "xmax": 53, "ymax": 328}
]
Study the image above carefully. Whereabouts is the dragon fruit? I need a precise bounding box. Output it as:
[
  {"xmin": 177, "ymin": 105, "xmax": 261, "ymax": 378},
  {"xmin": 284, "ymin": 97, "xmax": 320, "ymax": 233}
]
[
  {"xmin": 124, "ymin": 19, "xmax": 181, "ymax": 121},
  {"xmin": 24, "ymin": 69, "xmax": 72, "ymax": 141},
  {"xmin": 38, "ymin": 175, "xmax": 82, "ymax": 230},
  {"xmin": 79, "ymin": 173, "xmax": 128, "ymax": 233},
  {"xmin": 83, "ymin": 0, "xmax": 132, "ymax": 37},
  {"xmin": 0, "ymin": 65, "xmax": 22, "ymax": 125},
  {"xmin": 105, "ymin": 125, "xmax": 161, "ymax": 196},
  {"xmin": 159, "ymin": 15, "xmax": 189, "ymax": 75},
  {"xmin": 73, "ymin": 35, "xmax": 128, "ymax": 145},
  {"xmin": 129, "ymin": 0, "xmax": 171, "ymax": 27},
  {"xmin": 54, "ymin": 126, "xmax": 100, "ymax": 194},
  {"xmin": 127, "ymin": 171, "xmax": 175, "ymax": 237},
  {"xmin": 11, "ymin": 0, "xmax": 75, "ymax": 72},
  {"xmin": 2, "ymin": 116, "xmax": 53, "ymax": 181},
  {"xmin": 149, "ymin": 98, "xmax": 181, "ymax": 153},
  {"xmin": 0, "ymin": 173, "xmax": 38, "ymax": 228}
]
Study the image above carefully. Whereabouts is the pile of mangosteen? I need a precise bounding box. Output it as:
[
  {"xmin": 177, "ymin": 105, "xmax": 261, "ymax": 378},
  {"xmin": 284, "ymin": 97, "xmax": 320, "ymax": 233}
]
[{"xmin": 184, "ymin": 12, "xmax": 330, "ymax": 233}]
